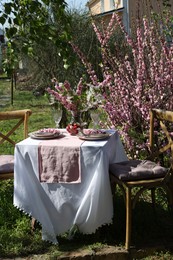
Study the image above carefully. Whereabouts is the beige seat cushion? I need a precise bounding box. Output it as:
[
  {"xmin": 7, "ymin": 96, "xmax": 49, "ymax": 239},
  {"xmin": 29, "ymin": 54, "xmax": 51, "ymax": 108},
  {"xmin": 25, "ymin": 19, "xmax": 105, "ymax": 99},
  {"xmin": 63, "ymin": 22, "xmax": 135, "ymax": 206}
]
[
  {"xmin": 109, "ymin": 160, "xmax": 168, "ymax": 181},
  {"xmin": 0, "ymin": 155, "xmax": 14, "ymax": 174}
]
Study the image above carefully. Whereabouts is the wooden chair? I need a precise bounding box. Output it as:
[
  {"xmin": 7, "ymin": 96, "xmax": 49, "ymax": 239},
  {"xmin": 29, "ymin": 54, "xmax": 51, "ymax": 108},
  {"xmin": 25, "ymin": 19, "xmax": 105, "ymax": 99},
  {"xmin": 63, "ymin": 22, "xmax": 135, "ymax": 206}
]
[
  {"xmin": 0, "ymin": 109, "xmax": 32, "ymax": 180},
  {"xmin": 109, "ymin": 109, "xmax": 173, "ymax": 250}
]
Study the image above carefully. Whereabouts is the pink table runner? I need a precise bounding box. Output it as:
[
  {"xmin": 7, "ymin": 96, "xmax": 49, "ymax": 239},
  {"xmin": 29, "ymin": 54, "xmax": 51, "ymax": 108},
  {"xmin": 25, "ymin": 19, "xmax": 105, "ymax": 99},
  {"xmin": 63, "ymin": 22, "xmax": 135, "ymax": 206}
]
[{"xmin": 38, "ymin": 136, "xmax": 84, "ymax": 183}]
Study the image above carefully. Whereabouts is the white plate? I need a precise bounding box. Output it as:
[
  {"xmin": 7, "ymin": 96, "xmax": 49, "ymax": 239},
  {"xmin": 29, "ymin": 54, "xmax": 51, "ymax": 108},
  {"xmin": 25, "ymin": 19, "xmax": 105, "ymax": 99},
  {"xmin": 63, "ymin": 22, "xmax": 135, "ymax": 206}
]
[
  {"xmin": 78, "ymin": 133, "xmax": 110, "ymax": 141},
  {"xmin": 29, "ymin": 131, "xmax": 62, "ymax": 140}
]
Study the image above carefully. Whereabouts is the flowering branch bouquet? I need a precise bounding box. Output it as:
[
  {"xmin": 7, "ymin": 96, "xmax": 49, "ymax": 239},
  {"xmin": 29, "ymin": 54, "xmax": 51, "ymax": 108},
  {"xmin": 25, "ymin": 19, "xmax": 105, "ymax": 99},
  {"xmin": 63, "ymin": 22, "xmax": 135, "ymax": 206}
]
[{"xmin": 47, "ymin": 78, "xmax": 101, "ymax": 117}]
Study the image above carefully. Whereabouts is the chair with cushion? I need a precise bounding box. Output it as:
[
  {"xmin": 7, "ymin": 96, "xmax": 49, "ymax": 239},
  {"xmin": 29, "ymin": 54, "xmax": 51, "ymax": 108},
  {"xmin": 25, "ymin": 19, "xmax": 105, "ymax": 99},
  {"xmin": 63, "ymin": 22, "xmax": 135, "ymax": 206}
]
[
  {"xmin": 109, "ymin": 108, "xmax": 173, "ymax": 250},
  {"xmin": 0, "ymin": 109, "xmax": 32, "ymax": 180}
]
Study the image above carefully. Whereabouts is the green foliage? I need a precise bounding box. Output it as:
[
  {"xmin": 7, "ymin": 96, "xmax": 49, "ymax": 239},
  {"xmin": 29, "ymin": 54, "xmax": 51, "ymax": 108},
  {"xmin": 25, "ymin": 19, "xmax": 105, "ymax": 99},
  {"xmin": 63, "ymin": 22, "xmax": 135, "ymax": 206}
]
[
  {"xmin": 2, "ymin": 42, "xmax": 18, "ymax": 78},
  {"xmin": 0, "ymin": 0, "xmax": 70, "ymax": 47},
  {"xmin": 0, "ymin": 0, "xmax": 72, "ymax": 78},
  {"xmin": 17, "ymin": 9, "xmax": 100, "ymax": 96},
  {"xmin": 0, "ymin": 1, "xmax": 102, "ymax": 99}
]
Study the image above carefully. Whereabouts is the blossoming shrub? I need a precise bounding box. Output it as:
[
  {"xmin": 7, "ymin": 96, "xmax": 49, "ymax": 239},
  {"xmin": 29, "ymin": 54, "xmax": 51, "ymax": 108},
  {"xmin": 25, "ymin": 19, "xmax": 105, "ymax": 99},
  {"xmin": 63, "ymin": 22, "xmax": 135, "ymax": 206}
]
[{"xmin": 72, "ymin": 12, "xmax": 173, "ymax": 158}]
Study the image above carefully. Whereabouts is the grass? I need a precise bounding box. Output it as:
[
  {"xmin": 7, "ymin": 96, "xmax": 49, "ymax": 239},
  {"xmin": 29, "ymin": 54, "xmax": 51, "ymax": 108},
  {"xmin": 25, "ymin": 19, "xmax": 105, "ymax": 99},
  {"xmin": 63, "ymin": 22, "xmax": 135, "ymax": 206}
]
[{"xmin": 1, "ymin": 79, "xmax": 173, "ymax": 259}]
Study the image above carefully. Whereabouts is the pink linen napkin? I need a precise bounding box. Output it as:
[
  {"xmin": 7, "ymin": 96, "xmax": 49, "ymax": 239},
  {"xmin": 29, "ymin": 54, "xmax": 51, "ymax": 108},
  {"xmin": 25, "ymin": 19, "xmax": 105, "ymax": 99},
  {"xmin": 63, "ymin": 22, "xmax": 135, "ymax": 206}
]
[{"xmin": 38, "ymin": 136, "xmax": 84, "ymax": 183}]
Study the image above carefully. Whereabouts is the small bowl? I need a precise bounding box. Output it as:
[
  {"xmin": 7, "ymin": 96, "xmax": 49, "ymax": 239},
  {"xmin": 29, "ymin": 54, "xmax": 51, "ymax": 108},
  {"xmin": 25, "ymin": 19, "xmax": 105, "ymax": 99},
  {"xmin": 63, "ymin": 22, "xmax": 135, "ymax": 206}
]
[{"xmin": 66, "ymin": 123, "xmax": 81, "ymax": 135}]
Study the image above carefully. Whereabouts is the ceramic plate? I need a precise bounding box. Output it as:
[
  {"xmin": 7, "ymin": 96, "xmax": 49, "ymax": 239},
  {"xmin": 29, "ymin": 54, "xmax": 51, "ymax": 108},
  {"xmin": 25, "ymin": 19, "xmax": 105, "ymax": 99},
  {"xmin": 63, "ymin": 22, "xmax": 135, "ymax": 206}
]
[
  {"xmin": 78, "ymin": 133, "xmax": 110, "ymax": 141},
  {"xmin": 29, "ymin": 131, "xmax": 62, "ymax": 140}
]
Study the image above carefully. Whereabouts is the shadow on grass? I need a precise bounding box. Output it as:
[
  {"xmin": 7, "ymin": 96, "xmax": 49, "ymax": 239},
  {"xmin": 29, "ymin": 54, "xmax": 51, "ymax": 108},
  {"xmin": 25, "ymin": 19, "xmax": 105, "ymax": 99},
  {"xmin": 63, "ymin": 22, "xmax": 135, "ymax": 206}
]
[
  {"xmin": 1, "ymin": 181, "xmax": 173, "ymax": 258},
  {"xmin": 112, "ymin": 188, "xmax": 173, "ymax": 251}
]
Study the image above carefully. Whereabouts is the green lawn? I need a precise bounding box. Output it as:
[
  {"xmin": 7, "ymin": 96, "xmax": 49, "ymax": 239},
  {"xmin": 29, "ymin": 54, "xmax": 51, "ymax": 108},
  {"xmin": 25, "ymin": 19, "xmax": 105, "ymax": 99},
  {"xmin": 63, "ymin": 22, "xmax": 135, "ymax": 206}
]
[{"xmin": 0, "ymin": 79, "xmax": 173, "ymax": 259}]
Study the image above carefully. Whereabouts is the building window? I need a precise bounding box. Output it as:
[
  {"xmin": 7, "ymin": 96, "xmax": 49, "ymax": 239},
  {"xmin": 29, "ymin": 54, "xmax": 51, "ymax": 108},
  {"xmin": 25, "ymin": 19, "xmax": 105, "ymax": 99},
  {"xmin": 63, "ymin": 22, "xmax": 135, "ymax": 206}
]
[
  {"xmin": 101, "ymin": 0, "xmax": 104, "ymax": 13},
  {"xmin": 110, "ymin": 0, "xmax": 115, "ymax": 9}
]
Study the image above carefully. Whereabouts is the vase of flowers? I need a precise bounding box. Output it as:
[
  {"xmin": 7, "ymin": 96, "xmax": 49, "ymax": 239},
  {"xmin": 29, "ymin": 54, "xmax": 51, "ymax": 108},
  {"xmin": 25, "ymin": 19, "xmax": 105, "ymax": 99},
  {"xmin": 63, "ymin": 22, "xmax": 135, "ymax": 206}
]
[
  {"xmin": 70, "ymin": 111, "xmax": 82, "ymax": 124},
  {"xmin": 66, "ymin": 111, "xmax": 82, "ymax": 135},
  {"xmin": 47, "ymin": 78, "xmax": 102, "ymax": 128}
]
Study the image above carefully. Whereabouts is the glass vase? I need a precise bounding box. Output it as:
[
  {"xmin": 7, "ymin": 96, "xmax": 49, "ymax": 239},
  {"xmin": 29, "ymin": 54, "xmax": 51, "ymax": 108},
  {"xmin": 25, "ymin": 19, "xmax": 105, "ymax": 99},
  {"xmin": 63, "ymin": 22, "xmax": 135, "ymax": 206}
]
[
  {"xmin": 90, "ymin": 108, "xmax": 100, "ymax": 129},
  {"xmin": 70, "ymin": 111, "xmax": 81, "ymax": 124}
]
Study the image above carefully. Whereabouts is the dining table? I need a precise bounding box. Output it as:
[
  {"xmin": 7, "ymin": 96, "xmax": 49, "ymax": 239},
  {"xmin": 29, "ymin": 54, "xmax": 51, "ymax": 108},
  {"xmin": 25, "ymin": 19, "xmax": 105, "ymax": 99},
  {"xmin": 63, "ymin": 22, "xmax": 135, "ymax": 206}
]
[{"xmin": 13, "ymin": 129, "xmax": 128, "ymax": 244}]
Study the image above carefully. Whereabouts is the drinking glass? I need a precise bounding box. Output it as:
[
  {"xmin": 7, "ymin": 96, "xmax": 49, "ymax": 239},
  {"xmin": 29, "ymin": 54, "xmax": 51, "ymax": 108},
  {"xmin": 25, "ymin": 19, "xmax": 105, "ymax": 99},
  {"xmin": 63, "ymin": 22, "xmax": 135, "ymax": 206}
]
[
  {"xmin": 52, "ymin": 104, "xmax": 62, "ymax": 128},
  {"xmin": 90, "ymin": 109, "xmax": 100, "ymax": 129}
]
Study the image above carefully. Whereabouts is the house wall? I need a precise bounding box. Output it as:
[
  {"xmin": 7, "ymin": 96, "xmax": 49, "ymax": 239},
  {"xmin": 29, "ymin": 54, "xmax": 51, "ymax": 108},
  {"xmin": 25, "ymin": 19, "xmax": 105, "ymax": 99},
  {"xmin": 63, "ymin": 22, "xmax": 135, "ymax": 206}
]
[
  {"xmin": 129, "ymin": 0, "xmax": 173, "ymax": 26},
  {"xmin": 128, "ymin": 0, "xmax": 173, "ymax": 33},
  {"xmin": 88, "ymin": 0, "xmax": 173, "ymax": 32},
  {"xmin": 87, "ymin": 0, "xmax": 126, "ymax": 31},
  {"xmin": 87, "ymin": 0, "xmax": 101, "ymax": 15},
  {"xmin": 88, "ymin": 0, "xmax": 123, "ymax": 15}
]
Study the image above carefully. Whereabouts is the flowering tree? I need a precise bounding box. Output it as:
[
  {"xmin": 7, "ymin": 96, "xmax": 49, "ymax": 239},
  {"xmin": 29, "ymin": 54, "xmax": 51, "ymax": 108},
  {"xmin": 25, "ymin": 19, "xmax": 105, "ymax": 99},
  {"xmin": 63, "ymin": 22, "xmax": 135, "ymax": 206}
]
[{"xmin": 70, "ymin": 12, "xmax": 173, "ymax": 157}]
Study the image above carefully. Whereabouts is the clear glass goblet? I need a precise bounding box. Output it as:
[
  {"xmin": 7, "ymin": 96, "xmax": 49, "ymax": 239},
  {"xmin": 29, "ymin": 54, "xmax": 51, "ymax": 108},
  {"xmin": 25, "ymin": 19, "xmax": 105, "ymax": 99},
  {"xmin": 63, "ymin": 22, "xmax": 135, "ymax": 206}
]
[
  {"xmin": 52, "ymin": 104, "xmax": 62, "ymax": 128},
  {"xmin": 90, "ymin": 109, "xmax": 100, "ymax": 129}
]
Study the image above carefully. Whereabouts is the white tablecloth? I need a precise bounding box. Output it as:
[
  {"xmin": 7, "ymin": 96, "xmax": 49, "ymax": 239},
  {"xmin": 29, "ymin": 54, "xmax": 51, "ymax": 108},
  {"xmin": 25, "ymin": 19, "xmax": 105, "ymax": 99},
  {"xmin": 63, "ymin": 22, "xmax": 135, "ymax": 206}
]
[{"xmin": 13, "ymin": 130, "xmax": 127, "ymax": 244}]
